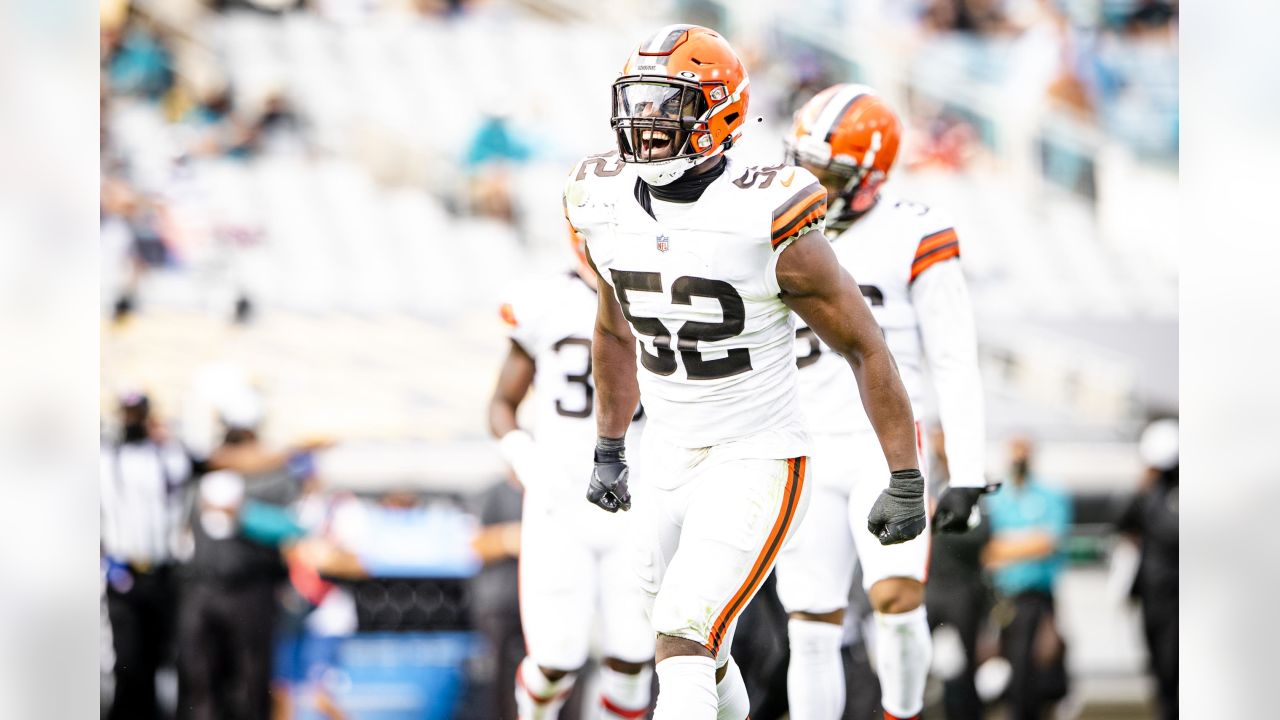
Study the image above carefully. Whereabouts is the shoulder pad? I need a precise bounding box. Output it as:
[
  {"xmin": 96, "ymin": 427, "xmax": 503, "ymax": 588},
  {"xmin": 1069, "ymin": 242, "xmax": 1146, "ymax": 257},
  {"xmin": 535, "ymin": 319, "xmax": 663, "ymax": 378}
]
[
  {"xmin": 763, "ymin": 165, "xmax": 826, "ymax": 249},
  {"xmin": 565, "ymin": 150, "xmax": 627, "ymax": 223}
]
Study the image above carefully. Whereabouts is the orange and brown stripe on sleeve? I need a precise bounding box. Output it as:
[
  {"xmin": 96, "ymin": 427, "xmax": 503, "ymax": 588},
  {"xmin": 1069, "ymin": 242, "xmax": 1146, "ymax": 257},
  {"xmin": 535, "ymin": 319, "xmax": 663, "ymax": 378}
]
[
  {"xmin": 910, "ymin": 227, "xmax": 960, "ymax": 283},
  {"xmin": 704, "ymin": 456, "xmax": 807, "ymax": 655},
  {"xmin": 771, "ymin": 182, "xmax": 827, "ymax": 248}
]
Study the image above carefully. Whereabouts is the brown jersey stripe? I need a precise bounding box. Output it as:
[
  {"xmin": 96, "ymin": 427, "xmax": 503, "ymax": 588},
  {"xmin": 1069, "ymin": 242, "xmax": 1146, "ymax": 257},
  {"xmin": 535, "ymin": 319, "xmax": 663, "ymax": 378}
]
[
  {"xmin": 912, "ymin": 240, "xmax": 960, "ymax": 268},
  {"xmin": 910, "ymin": 243, "xmax": 960, "ymax": 282},
  {"xmin": 915, "ymin": 228, "xmax": 958, "ymax": 259},
  {"xmin": 772, "ymin": 191, "xmax": 826, "ymax": 236},
  {"xmin": 772, "ymin": 182, "xmax": 825, "ymax": 226},
  {"xmin": 772, "ymin": 189, "xmax": 827, "ymax": 233},
  {"xmin": 773, "ymin": 198, "xmax": 824, "ymax": 245},
  {"xmin": 762, "ymin": 206, "xmax": 824, "ymax": 248},
  {"xmin": 704, "ymin": 457, "xmax": 807, "ymax": 654}
]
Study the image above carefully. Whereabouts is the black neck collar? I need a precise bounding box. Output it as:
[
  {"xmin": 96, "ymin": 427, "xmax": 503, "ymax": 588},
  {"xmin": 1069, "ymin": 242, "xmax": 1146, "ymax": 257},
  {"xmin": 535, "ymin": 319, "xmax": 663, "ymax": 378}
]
[{"xmin": 634, "ymin": 157, "xmax": 727, "ymax": 219}]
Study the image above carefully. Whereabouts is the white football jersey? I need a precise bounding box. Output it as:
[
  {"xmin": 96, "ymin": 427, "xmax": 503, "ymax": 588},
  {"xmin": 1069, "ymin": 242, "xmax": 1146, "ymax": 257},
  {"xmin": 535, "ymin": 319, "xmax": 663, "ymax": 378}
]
[
  {"xmin": 795, "ymin": 197, "xmax": 958, "ymax": 433},
  {"xmin": 565, "ymin": 151, "xmax": 826, "ymax": 457},
  {"xmin": 502, "ymin": 271, "xmax": 605, "ymax": 482}
]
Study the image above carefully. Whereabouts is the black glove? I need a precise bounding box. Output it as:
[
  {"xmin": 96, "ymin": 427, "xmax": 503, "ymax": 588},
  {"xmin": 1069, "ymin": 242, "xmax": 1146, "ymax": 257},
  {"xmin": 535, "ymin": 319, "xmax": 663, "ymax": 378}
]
[
  {"xmin": 867, "ymin": 469, "xmax": 926, "ymax": 545},
  {"xmin": 586, "ymin": 436, "xmax": 631, "ymax": 513},
  {"xmin": 932, "ymin": 483, "xmax": 1000, "ymax": 533}
]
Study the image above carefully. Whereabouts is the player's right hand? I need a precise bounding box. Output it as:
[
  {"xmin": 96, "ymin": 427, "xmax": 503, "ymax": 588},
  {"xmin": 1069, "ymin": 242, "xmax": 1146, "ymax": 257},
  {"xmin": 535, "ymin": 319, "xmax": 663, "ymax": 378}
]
[
  {"xmin": 867, "ymin": 469, "xmax": 926, "ymax": 545},
  {"xmin": 587, "ymin": 436, "xmax": 631, "ymax": 513}
]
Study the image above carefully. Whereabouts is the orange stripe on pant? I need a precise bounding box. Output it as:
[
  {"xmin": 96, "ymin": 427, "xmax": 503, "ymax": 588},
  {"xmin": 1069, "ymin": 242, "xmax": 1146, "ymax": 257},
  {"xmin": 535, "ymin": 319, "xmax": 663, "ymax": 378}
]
[{"xmin": 704, "ymin": 456, "xmax": 807, "ymax": 654}]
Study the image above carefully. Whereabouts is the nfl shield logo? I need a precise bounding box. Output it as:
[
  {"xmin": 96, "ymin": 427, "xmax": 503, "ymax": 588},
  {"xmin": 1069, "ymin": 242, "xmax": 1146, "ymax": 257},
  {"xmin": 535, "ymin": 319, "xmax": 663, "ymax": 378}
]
[{"xmin": 656, "ymin": 234, "xmax": 670, "ymax": 252}]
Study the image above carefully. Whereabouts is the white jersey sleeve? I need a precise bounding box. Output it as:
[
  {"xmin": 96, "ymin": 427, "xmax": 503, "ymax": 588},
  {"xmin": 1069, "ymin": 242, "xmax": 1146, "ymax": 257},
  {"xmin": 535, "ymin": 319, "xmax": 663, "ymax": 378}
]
[
  {"xmin": 566, "ymin": 154, "xmax": 823, "ymax": 457},
  {"xmin": 910, "ymin": 254, "xmax": 986, "ymax": 488}
]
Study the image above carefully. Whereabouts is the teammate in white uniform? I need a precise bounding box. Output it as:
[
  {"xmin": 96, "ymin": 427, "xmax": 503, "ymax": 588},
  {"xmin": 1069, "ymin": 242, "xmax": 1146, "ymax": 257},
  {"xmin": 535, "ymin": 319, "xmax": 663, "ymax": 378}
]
[
  {"xmin": 564, "ymin": 27, "xmax": 924, "ymax": 720},
  {"xmin": 773, "ymin": 84, "xmax": 992, "ymax": 720},
  {"xmin": 489, "ymin": 235, "xmax": 654, "ymax": 720}
]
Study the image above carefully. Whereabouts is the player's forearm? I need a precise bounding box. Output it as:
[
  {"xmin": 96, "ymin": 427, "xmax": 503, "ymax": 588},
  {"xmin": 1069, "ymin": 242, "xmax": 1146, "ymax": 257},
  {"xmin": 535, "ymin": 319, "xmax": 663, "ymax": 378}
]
[
  {"xmin": 207, "ymin": 445, "xmax": 291, "ymax": 475},
  {"xmin": 592, "ymin": 325, "xmax": 639, "ymax": 439},
  {"xmin": 488, "ymin": 398, "xmax": 519, "ymax": 439},
  {"xmin": 848, "ymin": 345, "xmax": 919, "ymax": 472}
]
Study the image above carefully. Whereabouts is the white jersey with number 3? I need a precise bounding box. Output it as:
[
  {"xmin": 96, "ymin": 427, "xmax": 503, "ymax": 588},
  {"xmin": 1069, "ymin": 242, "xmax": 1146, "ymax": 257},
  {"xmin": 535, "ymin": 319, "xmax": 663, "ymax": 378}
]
[
  {"xmin": 566, "ymin": 151, "xmax": 827, "ymax": 458},
  {"xmin": 502, "ymin": 272, "xmax": 602, "ymax": 484}
]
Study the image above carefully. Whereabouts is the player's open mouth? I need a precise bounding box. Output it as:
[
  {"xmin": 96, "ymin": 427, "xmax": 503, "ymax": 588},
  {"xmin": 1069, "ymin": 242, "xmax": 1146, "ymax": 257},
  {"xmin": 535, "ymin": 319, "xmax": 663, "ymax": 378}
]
[{"xmin": 640, "ymin": 129, "xmax": 674, "ymax": 158}]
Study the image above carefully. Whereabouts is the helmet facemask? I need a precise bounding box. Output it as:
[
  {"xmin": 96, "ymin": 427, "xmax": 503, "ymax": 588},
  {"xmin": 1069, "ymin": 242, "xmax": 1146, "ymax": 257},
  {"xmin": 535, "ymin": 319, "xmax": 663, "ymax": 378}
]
[{"xmin": 612, "ymin": 76, "xmax": 715, "ymax": 185}]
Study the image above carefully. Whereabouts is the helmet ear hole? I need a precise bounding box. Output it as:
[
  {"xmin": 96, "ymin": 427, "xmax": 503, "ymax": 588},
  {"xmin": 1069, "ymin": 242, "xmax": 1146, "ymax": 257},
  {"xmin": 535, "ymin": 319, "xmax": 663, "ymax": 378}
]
[{"xmin": 724, "ymin": 112, "xmax": 739, "ymax": 125}]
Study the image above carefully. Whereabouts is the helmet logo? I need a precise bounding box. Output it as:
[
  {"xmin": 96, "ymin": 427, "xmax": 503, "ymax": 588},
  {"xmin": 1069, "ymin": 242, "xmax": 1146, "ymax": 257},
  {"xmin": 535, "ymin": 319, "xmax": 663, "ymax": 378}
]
[
  {"xmin": 709, "ymin": 86, "xmax": 726, "ymax": 102},
  {"xmin": 678, "ymin": 70, "xmax": 699, "ymax": 80},
  {"xmin": 656, "ymin": 233, "xmax": 670, "ymax": 252},
  {"xmin": 862, "ymin": 130, "xmax": 883, "ymax": 169}
]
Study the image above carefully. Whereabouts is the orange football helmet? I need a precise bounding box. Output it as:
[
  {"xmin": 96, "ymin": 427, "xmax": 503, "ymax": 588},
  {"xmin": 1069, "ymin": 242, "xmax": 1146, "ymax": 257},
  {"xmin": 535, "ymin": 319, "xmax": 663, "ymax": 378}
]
[
  {"xmin": 612, "ymin": 25, "xmax": 750, "ymax": 185},
  {"xmin": 784, "ymin": 84, "xmax": 902, "ymax": 231}
]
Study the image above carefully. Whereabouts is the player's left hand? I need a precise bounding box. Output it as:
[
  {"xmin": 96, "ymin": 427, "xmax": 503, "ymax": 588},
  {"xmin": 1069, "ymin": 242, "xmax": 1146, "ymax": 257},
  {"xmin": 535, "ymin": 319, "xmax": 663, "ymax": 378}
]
[
  {"xmin": 867, "ymin": 469, "xmax": 926, "ymax": 545},
  {"xmin": 586, "ymin": 436, "xmax": 631, "ymax": 513},
  {"xmin": 932, "ymin": 483, "xmax": 999, "ymax": 533}
]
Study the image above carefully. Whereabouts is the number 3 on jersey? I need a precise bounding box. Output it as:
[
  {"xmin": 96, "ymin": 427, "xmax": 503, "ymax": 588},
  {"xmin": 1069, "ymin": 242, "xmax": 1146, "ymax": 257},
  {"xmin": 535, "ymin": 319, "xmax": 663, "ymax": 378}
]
[
  {"xmin": 609, "ymin": 270, "xmax": 753, "ymax": 380},
  {"xmin": 552, "ymin": 336, "xmax": 645, "ymax": 421}
]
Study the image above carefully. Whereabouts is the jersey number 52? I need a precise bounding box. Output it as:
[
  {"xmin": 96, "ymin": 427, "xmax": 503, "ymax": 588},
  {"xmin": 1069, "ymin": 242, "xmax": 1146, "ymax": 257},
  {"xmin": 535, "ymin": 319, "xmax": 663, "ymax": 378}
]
[{"xmin": 610, "ymin": 270, "xmax": 752, "ymax": 381}]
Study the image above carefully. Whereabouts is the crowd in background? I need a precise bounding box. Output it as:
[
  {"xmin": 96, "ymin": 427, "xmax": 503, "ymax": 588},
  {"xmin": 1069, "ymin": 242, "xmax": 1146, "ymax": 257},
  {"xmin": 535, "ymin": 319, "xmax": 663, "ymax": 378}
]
[
  {"xmin": 908, "ymin": 0, "xmax": 1178, "ymax": 159},
  {"xmin": 100, "ymin": 0, "xmax": 1178, "ymax": 718}
]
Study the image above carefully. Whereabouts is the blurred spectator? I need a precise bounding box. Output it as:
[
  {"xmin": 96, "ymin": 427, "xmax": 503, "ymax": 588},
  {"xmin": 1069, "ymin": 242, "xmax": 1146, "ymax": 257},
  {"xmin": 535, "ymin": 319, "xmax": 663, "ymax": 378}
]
[
  {"xmin": 983, "ymin": 435, "xmax": 1072, "ymax": 719},
  {"xmin": 274, "ymin": 487, "xmax": 363, "ymax": 720},
  {"xmin": 921, "ymin": 0, "xmax": 1011, "ymax": 35},
  {"xmin": 464, "ymin": 111, "xmax": 533, "ymax": 169},
  {"xmin": 463, "ymin": 108, "xmax": 533, "ymax": 223},
  {"xmin": 101, "ymin": 175, "xmax": 175, "ymax": 322},
  {"xmin": 1089, "ymin": 2, "xmax": 1178, "ymax": 156},
  {"xmin": 465, "ymin": 477, "xmax": 524, "ymax": 720},
  {"xmin": 180, "ymin": 87, "xmax": 263, "ymax": 160},
  {"xmin": 176, "ymin": 470, "xmax": 303, "ymax": 720},
  {"xmin": 206, "ymin": 394, "xmax": 334, "ymax": 506},
  {"xmin": 104, "ymin": 10, "xmax": 174, "ymax": 101},
  {"xmin": 101, "ymin": 393, "xmax": 193, "ymax": 720},
  {"xmin": 924, "ymin": 423, "xmax": 992, "ymax": 720},
  {"xmin": 1118, "ymin": 417, "xmax": 1178, "ymax": 720}
]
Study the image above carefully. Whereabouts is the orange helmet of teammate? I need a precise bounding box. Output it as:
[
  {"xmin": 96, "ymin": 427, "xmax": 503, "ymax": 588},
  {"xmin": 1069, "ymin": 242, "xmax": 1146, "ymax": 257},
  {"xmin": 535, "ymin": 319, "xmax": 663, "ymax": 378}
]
[
  {"xmin": 612, "ymin": 25, "xmax": 750, "ymax": 186},
  {"xmin": 784, "ymin": 84, "xmax": 902, "ymax": 232}
]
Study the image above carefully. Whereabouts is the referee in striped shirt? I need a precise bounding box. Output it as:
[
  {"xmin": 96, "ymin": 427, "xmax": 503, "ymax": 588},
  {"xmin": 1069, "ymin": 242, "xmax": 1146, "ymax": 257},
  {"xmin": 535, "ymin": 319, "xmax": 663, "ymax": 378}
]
[{"xmin": 100, "ymin": 393, "xmax": 192, "ymax": 720}]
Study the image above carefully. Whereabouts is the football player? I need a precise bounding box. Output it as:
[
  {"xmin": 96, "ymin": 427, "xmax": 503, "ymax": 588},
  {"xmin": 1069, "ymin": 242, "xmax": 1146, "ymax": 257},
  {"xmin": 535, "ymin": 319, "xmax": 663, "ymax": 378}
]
[
  {"xmin": 773, "ymin": 85, "xmax": 990, "ymax": 720},
  {"xmin": 564, "ymin": 26, "xmax": 923, "ymax": 720},
  {"xmin": 489, "ymin": 231, "xmax": 654, "ymax": 720}
]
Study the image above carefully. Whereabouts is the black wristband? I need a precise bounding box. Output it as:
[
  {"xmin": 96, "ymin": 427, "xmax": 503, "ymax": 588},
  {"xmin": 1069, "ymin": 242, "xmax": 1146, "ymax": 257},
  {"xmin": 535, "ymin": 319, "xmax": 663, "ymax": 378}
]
[{"xmin": 594, "ymin": 436, "xmax": 626, "ymax": 463}]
